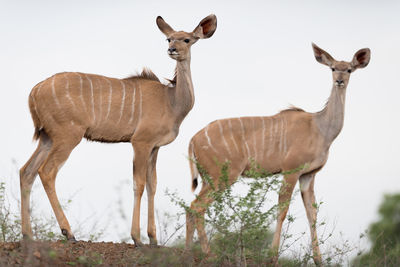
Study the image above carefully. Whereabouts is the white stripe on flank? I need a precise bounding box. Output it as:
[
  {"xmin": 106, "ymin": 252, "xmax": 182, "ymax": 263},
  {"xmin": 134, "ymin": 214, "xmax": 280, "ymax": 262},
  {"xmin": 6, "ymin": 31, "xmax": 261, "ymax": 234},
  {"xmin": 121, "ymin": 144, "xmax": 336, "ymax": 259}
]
[
  {"xmin": 97, "ymin": 77, "xmax": 102, "ymax": 123},
  {"xmin": 218, "ymin": 121, "xmax": 232, "ymax": 156},
  {"xmin": 228, "ymin": 120, "xmax": 240, "ymax": 153},
  {"xmin": 104, "ymin": 77, "xmax": 113, "ymax": 120},
  {"xmin": 267, "ymin": 118, "xmax": 274, "ymax": 156},
  {"xmin": 252, "ymin": 118, "xmax": 257, "ymax": 161},
  {"xmin": 204, "ymin": 125, "xmax": 218, "ymax": 154},
  {"xmin": 128, "ymin": 84, "xmax": 136, "ymax": 123},
  {"xmin": 76, "ymin": 73, "xmax": 88, "ymax": 113},
  {"xmin": 86, "ymin": 74, "xmax": 96, "ymax": 122},
  {"xmin": 31, "ymin": 81, "xmax": 46, "ymax": 120},
  {"xmin": 279, "ymin": 118, "xmax": 284, "ymax": 153},
  {"xmin": 261, "ymin": 117, "xmax": 266, "ymax": 161},
  {"xmin": 238, "ymin": 118, "xmax": 251, "ymax": 158},
  {"xmin": 117, "ymin": 80, "xmax": 126, "ymax": 124},
  {"xmin": 283, "ymin": 117, "xmax": 288, "ymax": 153},
  {"xmin": 31, "ymin": 83, "xmax": 42, "ymax": 117},
  {"xmin": 35, "ymin": 81, "xmax": 44, "ymax": 97},
  {"xmin": 75, "ymin": 72, "xmax": 87, "ymax": 111},
  {"xmin": 137, "ymin": 84, "xmax": 142, "ymax": 121},
  {"xmin": 63, "ymin": 73, "xmax": 75, "ymax": 109},
  {"xmin": 274, "ymin": 117, "xmax": 280, "ymax": 153},
  {"xmin": 51, "ymin": 75, "xmax": 61, "ymax": 109}
]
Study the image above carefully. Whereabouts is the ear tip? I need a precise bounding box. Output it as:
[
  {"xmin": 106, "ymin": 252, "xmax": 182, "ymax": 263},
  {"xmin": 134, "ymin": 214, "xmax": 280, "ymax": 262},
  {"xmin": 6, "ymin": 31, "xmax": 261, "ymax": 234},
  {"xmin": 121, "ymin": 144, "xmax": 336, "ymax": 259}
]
[
  {"xmin": 207, "ymin": 14, "xmax": 217, "ymax": 22},
  {"xmin": 156, "ymin": 16, "xmax": 163, "ymax": 21}
]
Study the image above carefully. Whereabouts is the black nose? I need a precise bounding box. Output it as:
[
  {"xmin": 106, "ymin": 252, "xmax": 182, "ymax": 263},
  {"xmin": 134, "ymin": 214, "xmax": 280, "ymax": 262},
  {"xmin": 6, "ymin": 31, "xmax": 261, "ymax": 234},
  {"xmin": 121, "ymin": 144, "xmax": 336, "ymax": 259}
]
[
  {"xmin": 168, "ymin": 48, "xmax": 176, "ymax": 53},
  {"xmin": 336, "ymin": 80, "xmax": 344, "ymax": 85}
]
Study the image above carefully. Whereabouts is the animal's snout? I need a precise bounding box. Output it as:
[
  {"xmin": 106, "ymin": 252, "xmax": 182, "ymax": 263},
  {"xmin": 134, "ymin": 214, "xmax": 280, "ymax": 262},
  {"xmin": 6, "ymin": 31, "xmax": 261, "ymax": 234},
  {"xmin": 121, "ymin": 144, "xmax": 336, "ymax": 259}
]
[
  {"xmin": 168, "ymin": 47, "xmax": 177, "ymax": 54},
  {"xmin": 335, "ymin": 80, "xmax": 344, "ymax": 86}
]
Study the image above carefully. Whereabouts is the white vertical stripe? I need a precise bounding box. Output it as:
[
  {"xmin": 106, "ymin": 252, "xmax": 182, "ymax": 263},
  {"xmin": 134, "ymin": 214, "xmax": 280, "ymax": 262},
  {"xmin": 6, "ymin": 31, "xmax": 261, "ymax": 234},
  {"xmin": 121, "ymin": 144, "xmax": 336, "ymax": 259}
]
[
  {"xmin": 238, "ymin": 118, "xmax": 251, "ymax": 158},
  {"xmin": 274, "ymin": 117, "xmax": 280, "ymax": 154},
  {"xmin": 31, "ymin": 82, "xmax": 44, "ymax": 117},
  {"xmin": 117, "ymin": 80, "xmax": 126, "ymax": 124},
  {"xmin": 97, "ymin": 76, "xmax": 102, "ymax": 123},
  {"xmin": 204, "ymin": 125, "xmax": 218, "ymax": 154},
  {"xmin": 128, "ymin": 84, "xmax": 136, "ymax": 124},
  {"xmin": 51, "ymin": 75, "xmax": 61, "ymax": 109},
  {"xmin": 35, "ymin": 81, "xmax": 44, "ymax": 97},
  {"xmin": 279, "ymin": 118, "xmax": 284, "ymax": 154},
  {"xmin": 63, "ymin": 73, "xmax": 75, "ymax": 109},
  {"xmin": 76, "ymin": 73, "xmax": 88, "ymax": 113},
  {"xmin": 228, "ymin": 120, "xmax": 240, "ymax": 153},
  {"xmin": 104, "ymin": 77, "xmax": 113, "ymax": 120},
  {"xmin": 261, "ymin": 117, "xmax": 266, "ymax": 161},
  {"xmin": 137, "ymin": 84, "xmax": 143, "ymax": 122},
  {"xmin": 218, "ymin": 121, "xmax": 232, "ymax": 156},
  {"xmin": 86, "ymin": 74, "xmax": 96, "ymax": 122},
  {"xmin": 252, "ymin": 118, "xmax": 257, "ymax": 162},
  {"xmin": 283, "ymin": 117, "xmax": 288, "ymax": 153},
  {"xmin": 267, "ymin": 117, "xmax": 274, "ymax": 156}
]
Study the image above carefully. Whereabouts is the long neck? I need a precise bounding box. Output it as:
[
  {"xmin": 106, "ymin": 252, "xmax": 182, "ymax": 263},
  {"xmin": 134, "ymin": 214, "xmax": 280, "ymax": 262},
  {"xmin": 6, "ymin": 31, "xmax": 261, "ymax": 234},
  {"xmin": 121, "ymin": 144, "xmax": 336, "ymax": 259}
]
[
  {"xmin": 314, "ymin": 85, "xmax": 347, "ymax": 144},
  {"xmin": 171, "ymin": 57, "xmax": 195, "ymax": 121}
]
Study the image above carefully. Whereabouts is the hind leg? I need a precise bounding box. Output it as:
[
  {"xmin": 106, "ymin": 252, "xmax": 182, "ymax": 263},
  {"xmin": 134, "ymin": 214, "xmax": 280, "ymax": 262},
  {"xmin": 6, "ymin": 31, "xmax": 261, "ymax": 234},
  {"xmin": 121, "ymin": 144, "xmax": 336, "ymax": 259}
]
[
  {"xmin": 20, "ymin": 132, "xmax": 52, "ymax": 239},
  {"xmin": 38, "ymin": 130, "xmax": 83, "ymax": 240},
  {"xmin": 190, "ymin": 183, "xmax": 214, "ymax": 253},
  {"xmin": 187, "ymin": 165, "xmax": 243, "ymax": 253}
]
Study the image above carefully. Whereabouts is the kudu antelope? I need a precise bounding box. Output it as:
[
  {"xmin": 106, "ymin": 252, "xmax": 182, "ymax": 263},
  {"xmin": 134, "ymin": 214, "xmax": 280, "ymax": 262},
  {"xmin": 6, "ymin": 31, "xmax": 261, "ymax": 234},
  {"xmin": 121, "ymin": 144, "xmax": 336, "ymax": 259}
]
[
  {"xmin": 185, "ymin": 44, "xmax": 370, "ymax": 264},
  {"xmin": 20, "ymin": 14, "xmax": 217, "ymax": 246}
]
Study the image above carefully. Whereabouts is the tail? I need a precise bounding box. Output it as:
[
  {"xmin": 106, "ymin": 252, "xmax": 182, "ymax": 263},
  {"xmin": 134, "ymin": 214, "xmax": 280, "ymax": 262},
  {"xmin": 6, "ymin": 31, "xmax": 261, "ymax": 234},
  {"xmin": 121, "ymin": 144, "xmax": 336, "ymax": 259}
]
[
  {"xmin": 188, "ymin": 141, "xmax": 199, "ymax": 192},
  {"xmin": 28, "ymin": 91, "xmax": 43, "ymax": 141}
]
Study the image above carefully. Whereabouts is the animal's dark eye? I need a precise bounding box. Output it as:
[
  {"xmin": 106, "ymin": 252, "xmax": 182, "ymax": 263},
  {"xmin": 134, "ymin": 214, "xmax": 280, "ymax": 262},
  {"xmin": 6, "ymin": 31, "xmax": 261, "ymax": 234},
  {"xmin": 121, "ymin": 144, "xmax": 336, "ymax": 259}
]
[
  {"xmin": 184, "ymin": 39, "xmax": 190, "ymax": 43},
  {"xmin": 347, "ymin": 69, "xmax": 352, "ymax": 73},
  {"xmin": 167, "ymin": 38, "xmax": 171, "ymax": 43},
  {"xmin": 331, "ymin": 68, "xmax": 335, "ymax": 72}
]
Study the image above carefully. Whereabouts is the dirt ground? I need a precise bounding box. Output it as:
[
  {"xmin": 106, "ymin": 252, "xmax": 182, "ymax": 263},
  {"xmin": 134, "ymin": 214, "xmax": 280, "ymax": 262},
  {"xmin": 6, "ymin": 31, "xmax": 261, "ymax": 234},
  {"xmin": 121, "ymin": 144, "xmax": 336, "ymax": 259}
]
[{"xmin": 0, "ymin": 240, "xmax": 198, "ymax": 267}]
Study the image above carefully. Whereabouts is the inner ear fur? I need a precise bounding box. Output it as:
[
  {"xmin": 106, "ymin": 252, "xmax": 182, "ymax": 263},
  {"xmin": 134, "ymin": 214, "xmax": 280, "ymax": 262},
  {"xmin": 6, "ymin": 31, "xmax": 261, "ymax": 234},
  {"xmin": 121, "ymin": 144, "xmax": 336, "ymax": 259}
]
[
  {"xmin": 352, "ymin": 48, "xmax": 371, "ymax": 69},
  {"xmin": 312, "ymin": 43, "xmax": 335, "ymax": 67},
  {"xmin": 193, "ymin": 14, "xmax": 217, "ymax": 39}
]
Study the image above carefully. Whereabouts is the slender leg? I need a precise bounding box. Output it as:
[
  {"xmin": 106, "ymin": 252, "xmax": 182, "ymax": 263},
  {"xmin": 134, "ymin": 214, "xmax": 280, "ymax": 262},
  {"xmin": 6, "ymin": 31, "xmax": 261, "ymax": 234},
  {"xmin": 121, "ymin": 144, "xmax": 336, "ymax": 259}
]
[
  {"xmin": 300, "ymin": 173, "xmax": 322, "ymax": 265},
  {"xmin": 146, "ymin": 147, "xmax": 159, "ymax": 246},
  {"xmin": 130, "ymin": 143, "xmax": 152, "ymax": 246},
  {"xmin": 189, "ymin": 183, "xmax": 213, "ymax": 253},
  {"xmin": 187, "ymin": 166, "xmax": 243, "ymax": 253},
  {"xmin": 37, "ymin": 132, "xmax": 83, "ymax": 240},
  {"xmin": 20, "ymin": 132, "xmax": 52, "ymax": 239},
  {"xmin": 271, "ymin": 173, "xmax": 299, "ymax": 258},
  {"xmin": 185, "ymin": 208, "xmax": 196, "ymax": 249}
]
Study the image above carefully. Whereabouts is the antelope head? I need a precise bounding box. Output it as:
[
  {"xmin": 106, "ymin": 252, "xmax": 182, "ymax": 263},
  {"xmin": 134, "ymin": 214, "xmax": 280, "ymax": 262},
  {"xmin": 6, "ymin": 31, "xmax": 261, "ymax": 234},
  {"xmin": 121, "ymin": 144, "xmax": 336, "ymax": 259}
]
[
  {"xmin": 312, "ymin": 43, "xmax": 370, "ymax": 89},
  {"xmin": 156, "ymin": 14, "xmax": 217, "ymax": 61}
]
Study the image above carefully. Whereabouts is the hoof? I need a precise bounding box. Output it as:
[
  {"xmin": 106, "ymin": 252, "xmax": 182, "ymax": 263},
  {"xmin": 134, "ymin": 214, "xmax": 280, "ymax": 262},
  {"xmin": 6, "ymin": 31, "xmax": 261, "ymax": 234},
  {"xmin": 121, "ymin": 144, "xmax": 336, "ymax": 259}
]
[
  {"xmin": 134, "ymin": 242, "xmax": 144, "ymax": 248},
  {"xmin": 132, "ymin": 235, "xmax": 145, "ymax": 247},
  {"xmin": 149, "ymin": 238, "xmax": 158, "ymax": 247},
  {"xmin": 68, "ymin": 236, "xmax": 77, "ymax": 242},
  {"xmin": 61, "ymin": 229, "xmax": 76, "ymax": 242}
]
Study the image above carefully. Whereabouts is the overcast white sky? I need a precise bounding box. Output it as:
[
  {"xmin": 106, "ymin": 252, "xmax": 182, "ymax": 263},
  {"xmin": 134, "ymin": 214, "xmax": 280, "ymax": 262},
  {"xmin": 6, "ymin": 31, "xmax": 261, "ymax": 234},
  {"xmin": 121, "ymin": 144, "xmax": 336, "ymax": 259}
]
[{"xmin": 1, "ymin": 0, "xmax": 399, "ymax": 258}]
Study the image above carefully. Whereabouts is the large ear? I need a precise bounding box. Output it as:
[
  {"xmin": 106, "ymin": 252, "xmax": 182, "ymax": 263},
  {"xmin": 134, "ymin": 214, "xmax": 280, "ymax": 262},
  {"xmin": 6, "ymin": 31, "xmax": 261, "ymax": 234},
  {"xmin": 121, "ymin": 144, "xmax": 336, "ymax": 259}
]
[
  {"xmin": 312, "ymin": 43, "xmax": 335, "ymax": 67},
  {"xmin": 193, "ymin": 14, "xmax": 217, "ymax": 39},
  {"xmin": 156, "ymin": 16, "xmax": 174, "ymax": 36},
  {"xmin": 351, "ymin": 48, "xmax": 371, "ymax": 69}
]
